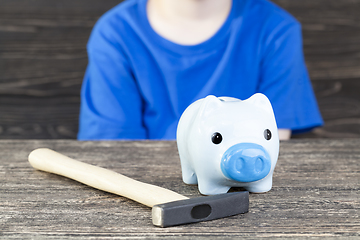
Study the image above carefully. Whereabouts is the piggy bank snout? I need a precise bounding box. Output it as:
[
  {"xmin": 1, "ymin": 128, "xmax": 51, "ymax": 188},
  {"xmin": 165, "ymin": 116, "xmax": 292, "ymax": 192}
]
[{"xmin": 221, "ymin": 143, "xmax": 272, "ymax": 183}]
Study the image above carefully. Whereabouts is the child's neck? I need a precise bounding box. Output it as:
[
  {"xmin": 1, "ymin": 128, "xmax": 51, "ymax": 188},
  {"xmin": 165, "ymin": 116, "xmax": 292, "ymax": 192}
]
[{"xmin": 147, "ymin": 0, "xmax": 232, "ymax": 45}]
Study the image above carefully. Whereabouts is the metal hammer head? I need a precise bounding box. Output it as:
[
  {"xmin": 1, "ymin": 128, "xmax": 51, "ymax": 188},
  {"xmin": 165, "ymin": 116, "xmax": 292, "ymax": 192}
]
[{"xmin": 152, "ymin": 191, "xmax": 249, "ymax": 227}]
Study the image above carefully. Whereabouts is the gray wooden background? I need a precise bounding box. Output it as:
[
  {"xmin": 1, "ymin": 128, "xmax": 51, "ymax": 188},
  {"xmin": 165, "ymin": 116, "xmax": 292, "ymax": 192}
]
[{"xmin": 1, "ymin": 0, "xmax": 359, "ymax": 139}]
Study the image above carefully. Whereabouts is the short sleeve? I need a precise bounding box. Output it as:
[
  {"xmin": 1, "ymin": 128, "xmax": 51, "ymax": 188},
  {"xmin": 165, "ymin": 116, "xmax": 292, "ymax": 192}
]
[
  {"xmin": 77, "ymin": 17, "xmax": 146, "ymax": 140},
  {"xmin": 258, "ymin": 21, "xmax": 323, "ymax": 133}
]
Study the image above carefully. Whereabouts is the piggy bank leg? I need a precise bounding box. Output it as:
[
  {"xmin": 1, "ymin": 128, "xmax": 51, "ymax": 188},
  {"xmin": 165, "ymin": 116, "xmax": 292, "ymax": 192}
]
[
  {"xmin": 197, "ymin": 178, "xmax": 231, "ymax": 195},
  {"xmin": 181, "ymin": 163, "xmax": 198, "ymax": 185},
  {"xmin": 245, "ymin": 177, "xmax": 273, "ymax": 193}
]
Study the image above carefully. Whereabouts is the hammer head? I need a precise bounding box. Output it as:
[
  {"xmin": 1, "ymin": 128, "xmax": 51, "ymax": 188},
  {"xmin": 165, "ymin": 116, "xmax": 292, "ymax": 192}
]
[{"xmin": 152, "ymin": 191, "xmax": 249, "ymax": 227}]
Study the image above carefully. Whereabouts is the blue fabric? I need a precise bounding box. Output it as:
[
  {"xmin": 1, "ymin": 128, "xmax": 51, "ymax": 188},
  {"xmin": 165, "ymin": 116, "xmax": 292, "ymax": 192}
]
[{"xmin": 78, "ymin": 0, "xmax": 323, "ymax": 140}]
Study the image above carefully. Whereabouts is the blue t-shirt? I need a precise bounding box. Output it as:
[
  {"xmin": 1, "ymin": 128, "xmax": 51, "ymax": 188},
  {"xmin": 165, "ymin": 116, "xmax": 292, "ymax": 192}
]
[{"xmin": 78, "ymin": 0, "xmax": 323, "ymax": 140}]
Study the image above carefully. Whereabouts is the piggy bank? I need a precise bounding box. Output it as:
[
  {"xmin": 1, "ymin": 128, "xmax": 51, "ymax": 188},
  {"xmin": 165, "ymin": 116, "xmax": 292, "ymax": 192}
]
[{"xmin": 176, "ymin": 94, "xmax": 279, "ymax": 195}]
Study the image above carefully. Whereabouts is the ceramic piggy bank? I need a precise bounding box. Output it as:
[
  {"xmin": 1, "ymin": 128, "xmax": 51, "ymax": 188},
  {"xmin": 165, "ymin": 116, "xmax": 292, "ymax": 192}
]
[{"xmin": 176, "ymin": 93, "xmax": 279, "ymax": 195}]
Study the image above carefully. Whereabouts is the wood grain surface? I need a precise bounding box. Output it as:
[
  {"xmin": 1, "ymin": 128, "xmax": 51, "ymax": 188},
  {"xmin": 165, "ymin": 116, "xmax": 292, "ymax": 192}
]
[
  {"xmin": 1, "ymin": 0, "xmax": 360, "ymax": 139},
  {"xmin": 0, "ymin": 139, "xmax": 359, "ymax": 239}
]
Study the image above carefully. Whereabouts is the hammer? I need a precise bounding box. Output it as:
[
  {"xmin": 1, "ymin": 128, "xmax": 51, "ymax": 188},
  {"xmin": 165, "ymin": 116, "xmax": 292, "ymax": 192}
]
[{"xmin": 28, "ymin": 148, "xmax": 249, "ymax": 227}]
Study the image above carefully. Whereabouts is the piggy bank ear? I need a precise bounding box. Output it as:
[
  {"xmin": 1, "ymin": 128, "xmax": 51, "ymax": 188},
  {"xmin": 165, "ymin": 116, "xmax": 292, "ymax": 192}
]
[
  {"xmin": 196, "ymin": 95, "xmax": 223, "ymax": 119},
  {"xmin": 245, "ymin": 93, "xmax": 274, "ymax": 114}
]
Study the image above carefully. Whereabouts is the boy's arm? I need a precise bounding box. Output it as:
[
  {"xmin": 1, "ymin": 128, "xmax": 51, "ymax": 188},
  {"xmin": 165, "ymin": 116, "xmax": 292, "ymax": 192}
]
[
  {"xmin": 258, "ymin": 21, "xmax": 323, "ymax": 135},
  {"xmin": 78, "ymin": 20, "xmax": 146, "ymax": 140},
  {"xmin": 278, "ymin": 129, "xmax": 291, "ymax": 140}
]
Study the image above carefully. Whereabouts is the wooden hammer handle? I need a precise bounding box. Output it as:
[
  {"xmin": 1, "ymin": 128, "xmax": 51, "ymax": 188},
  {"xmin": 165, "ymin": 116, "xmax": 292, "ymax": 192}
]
[{"xmin": 28, "ymin": 148, "xmax": 188, "ymax": 207}]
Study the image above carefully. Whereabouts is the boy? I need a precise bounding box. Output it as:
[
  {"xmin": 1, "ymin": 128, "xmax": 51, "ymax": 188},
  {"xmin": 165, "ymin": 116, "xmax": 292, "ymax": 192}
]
[{"xmin": 78, "ymin": 0, "xmax": 323, "ymax": 140}]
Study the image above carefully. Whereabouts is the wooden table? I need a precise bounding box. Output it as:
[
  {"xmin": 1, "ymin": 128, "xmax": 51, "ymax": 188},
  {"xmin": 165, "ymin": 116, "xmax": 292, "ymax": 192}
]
[{"xmin": 1, "ymin": 139, "xmax": 359, "ymax": 239}]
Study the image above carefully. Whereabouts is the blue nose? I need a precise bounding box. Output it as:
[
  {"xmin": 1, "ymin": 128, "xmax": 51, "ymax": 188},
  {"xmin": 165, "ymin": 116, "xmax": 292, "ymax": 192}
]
[{"xmin": 221, "ymin": 143, "xmax": 271, "ymax": 183}]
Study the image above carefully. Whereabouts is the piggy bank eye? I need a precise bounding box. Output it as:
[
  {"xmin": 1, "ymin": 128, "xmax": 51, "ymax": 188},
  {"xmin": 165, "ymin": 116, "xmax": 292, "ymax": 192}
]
[
  {"xmin": 264, "ymin": 129, "xmax": 272, "ymax": 140},
  {"xmin": 211, "ymin": 132, "xmax": 223, "ymax": 144}
]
